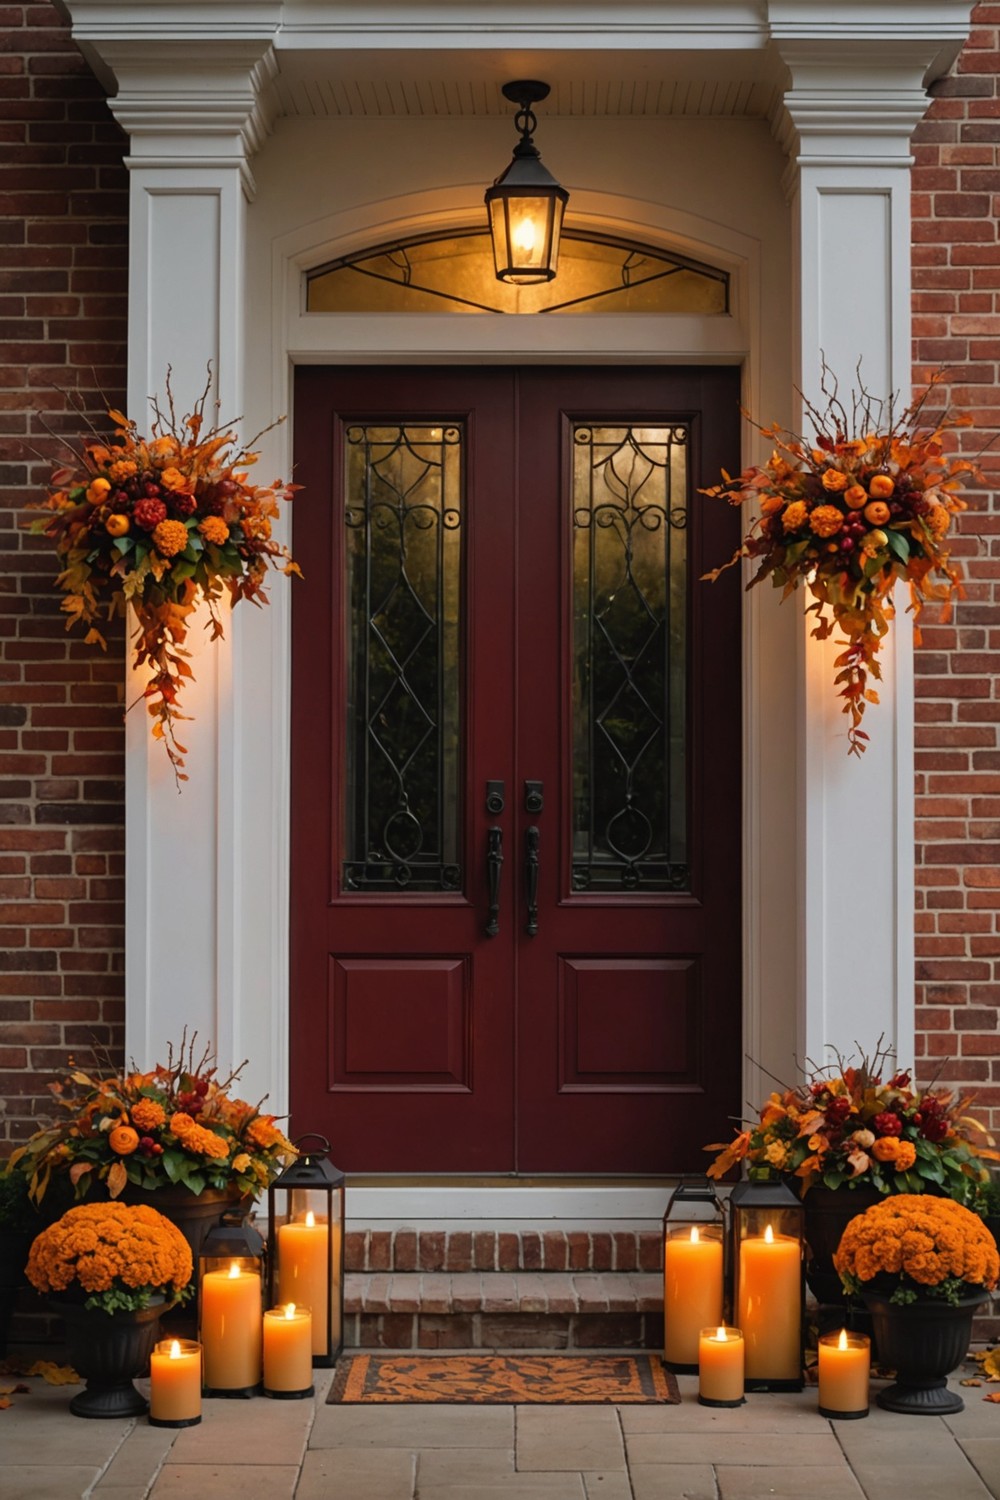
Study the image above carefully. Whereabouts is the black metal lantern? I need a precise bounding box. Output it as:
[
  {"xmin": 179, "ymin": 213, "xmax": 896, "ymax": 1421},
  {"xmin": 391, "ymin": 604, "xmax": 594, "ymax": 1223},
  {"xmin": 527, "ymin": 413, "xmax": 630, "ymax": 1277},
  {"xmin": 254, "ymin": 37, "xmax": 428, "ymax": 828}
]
[
  {"xmin": 197, "ymin": 1215, "xmax": 266, "ymax": 1397},
  {"xmin": 267, "ymin": 1134, "xmax": 345, "ymax": 1368},
  {"xmin": 485, "ymin": 80, "xmax": 568, "ymax": 285},
  {"xmin": 729, "ymin": 1176, "xmax": 805, "ymax": 1391},
  {"xmin": 662, "ymin": 1176, "xmax": 727, "ymax": 1372}
]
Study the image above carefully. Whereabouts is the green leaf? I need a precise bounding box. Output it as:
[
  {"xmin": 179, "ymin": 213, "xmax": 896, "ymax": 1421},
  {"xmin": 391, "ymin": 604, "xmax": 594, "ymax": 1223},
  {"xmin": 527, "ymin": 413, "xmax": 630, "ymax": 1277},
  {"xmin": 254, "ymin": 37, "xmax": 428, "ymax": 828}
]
[{"xmin": 885, "ymin": 528, "xmax": 910, "ymax": 564}]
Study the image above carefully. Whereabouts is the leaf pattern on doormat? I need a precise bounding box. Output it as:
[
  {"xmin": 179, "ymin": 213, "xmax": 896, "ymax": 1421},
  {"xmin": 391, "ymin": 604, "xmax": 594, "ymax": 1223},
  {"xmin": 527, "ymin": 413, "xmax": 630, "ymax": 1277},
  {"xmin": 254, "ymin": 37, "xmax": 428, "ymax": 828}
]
[{"xmin": 327, "ymin": 1353, "xmax": 680, "ymax": 1404}]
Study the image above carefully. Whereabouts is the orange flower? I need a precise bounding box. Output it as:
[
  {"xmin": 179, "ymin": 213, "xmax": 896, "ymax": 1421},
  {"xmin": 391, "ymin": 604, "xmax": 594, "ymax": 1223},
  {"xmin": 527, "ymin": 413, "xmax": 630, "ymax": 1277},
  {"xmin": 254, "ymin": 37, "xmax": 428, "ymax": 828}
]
[
  {"xmin": 199, "ymin": 515, "xmax": 230, "ymax": 546},
  {"xmin": 147, "ymin": 436, "xmax": 180, "ymax": 464},
  {"xmin": 868, "ymin": 473, "xmax": 894, "ymax": 499},
  {"xmin": 108, "ymin": 1124, "xmax": 139, "ymax": 1156},
  {"xmin": 863, "ymin": 500, "xmax": 890, "ymax": 526},
  {"xmin": 893, "ymin": 1139, "xmax": 917, "ymax": 1171},
  {"xmin": 160, "ymin": 466, "xmax": 193, "ymax": 494},
  {"xmin": 25, "ymin": 1201, "xmax": 192, "ymax": 1307},
  {"xmin": 925, "ymin": 504, "xmax": 950, "ymax": 538},
  {"xmin": 834, "ymin": 1194, "xmax": 999, "ymax": 1293},
  {"xmin": 109, "ymin": 459, "xmax": 137, "ymax": 482},
  {"xmin": 821, "ymin": 468, "xmax": 848, "ymax": 492},
  {"xmin": 872, "ymin": 1135, "xmax": 902, "ymax": 1162},
  {"xmin": 781, "ymin": 501, "xmax": 808, "ymax": 533},
  {"xmin": 130, "ymin": 1097, "xmax": 166, "ymax": 1131},
  {"xmin": 809, "ymin": 504, "xmax": 844, "ymax": 538},
  {"xmin": 152, "ymin": 519, "xmax": 190, "ymax": 557},
  {"xmin": 242, "ymin": 514, "xmax": 272, "ymax": 542}
]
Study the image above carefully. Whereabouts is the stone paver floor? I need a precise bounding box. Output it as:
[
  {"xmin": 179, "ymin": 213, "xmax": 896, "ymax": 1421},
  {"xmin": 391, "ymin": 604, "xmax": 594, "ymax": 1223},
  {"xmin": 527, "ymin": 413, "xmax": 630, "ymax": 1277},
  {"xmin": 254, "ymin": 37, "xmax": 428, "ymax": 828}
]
[{"xmin": 2, "ymin": 1363, "xmax": 999, "ymax": 1500}]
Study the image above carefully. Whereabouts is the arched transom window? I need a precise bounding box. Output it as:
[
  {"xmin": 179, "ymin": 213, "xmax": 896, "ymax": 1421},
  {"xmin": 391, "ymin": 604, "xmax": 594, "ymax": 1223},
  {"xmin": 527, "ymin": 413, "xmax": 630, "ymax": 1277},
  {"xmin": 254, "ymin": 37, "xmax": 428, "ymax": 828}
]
[{"xmin": 306, "ymin": 229, "xmax": 728, "ymax": 315}]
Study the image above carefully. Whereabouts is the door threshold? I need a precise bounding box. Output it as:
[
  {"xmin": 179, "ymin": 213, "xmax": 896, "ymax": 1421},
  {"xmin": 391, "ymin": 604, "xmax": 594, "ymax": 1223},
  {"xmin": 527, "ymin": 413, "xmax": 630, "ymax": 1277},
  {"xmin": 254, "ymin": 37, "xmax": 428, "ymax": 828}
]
[{"xmin": 346, "ymin": 1178, "xmax": 681, "ymax": 1231}]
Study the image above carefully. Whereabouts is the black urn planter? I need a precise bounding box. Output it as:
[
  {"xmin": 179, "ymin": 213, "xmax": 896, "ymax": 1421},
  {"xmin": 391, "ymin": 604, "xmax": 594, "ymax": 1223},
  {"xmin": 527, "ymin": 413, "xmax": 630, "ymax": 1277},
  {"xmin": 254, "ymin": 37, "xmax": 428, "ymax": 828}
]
[
  {"xmin": 862, "ymin": 1290, "xmax": 985, "ymax": 1415},
  {"xmin": 0, "ymin": 1230, "xmax": 34, "ymax": 1357},
  {"xmin": 54, "ymin": 1298, "xmax": 165, "ymax": 1418},
  {"xmin": 803, "ymin": 1186, "xmax": 883, "ymax": 1306}
]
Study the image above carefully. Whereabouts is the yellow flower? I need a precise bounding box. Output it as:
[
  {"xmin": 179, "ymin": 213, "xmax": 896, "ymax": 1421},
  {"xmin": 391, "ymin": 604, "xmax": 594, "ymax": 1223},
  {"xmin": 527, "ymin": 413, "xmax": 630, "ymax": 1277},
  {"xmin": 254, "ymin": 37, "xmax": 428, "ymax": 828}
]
[
  {"xmin": 152, "ymin": 519, "xmax": 190, "ymax": 558},
  {"xmin": 764, "ymin": 1141, "xmax": 788, "ymax": 1168},
  {"xmin": 232, "ymin": 1153, "xmax": 251, "ymax": 1173},
  {"xmin": 781, "ymin": 501, "xmax": 808, "ymax": 533},
  {"xmin": 809, "ymin": 504, "xmax": 844, "ymax": 538}
]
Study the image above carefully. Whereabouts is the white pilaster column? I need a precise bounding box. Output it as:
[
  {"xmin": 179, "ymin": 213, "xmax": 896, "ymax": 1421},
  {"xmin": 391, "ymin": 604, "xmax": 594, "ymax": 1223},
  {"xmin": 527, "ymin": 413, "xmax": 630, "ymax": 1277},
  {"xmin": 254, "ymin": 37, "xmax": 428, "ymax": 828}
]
[
  {"xmin": 772, "ymin": 16, "xmax": 969, "ymax": 1074},
  {"xmin": 96, "ymin": 43, "xmax": 277, "ymax": 1089}
]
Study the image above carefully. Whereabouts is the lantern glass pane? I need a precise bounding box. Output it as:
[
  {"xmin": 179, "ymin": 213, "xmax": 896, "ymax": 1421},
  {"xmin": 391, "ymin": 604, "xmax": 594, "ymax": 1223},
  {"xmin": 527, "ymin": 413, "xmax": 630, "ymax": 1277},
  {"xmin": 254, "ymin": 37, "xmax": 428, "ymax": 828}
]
[{"xmin": 273, "ymin": 1186, "xmax": 344, "ymax": 1359}]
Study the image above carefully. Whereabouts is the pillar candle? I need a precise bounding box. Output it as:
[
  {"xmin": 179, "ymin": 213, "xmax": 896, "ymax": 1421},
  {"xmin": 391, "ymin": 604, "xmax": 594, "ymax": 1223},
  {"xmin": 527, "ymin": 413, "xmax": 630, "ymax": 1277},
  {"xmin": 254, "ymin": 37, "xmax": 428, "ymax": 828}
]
[
  {"xmin": 201, "ymin": 1260, "xmax": 263, "ymax": 1391},
  {"xmin": 277, "ymin": 1211, "xmax": 342, "ymax": 1356},
  {"xmin": 149, "ymin": 1338, "xmax": 202, "ymax": 1426},
  {"xmin": 663, "ymin": 1226, "xmax": 724, "ymax": 1366},
  {"xmin": 263, "ymin": 1304, "xmax": 314, "ymax": 1396},
  {"xmin": 818, "ymin": 1329, "xmax": 870, "ymax": 1418},
  {"xmin": 698, "ymin": 1325, "xmax": 745, "ymax": 1407},
  {"xmin": 738, "ymin": 1224, "xmax": 801, "ymax": 1383}
]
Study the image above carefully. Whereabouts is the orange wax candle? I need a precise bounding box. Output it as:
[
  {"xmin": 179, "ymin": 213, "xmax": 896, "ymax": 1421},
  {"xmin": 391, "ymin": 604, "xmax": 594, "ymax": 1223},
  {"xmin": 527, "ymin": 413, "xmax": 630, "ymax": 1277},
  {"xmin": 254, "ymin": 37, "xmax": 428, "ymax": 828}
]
[
  {"xmin": 278, "ymin": 1211, "xmax": 341, "ymax": 1356},
  {"xmin": 201, "ymin": 1260, "xmax": 263, "ymax": 1392},
  {"xmin": 263, "ymin": 1304, "xmax": 314, "ymax": 1397},
  {"xmin": 737, "ymin": 1224, "xmax": 802, "ymax": 1385},
  {"xmin": 698, "ymin": 1325, "xmax": 745, "ymax": 1407},
  {"xmin": 818, "ymin": 1329, "xmax": 870, "ymax": 1419},
  {"xmin": 149, "ymin": 1338, "xmax": 202, "ymax": 1427},
  {"xmin": 663, "ymin": 1226, "xmax": 724, "ymax": 1367}
]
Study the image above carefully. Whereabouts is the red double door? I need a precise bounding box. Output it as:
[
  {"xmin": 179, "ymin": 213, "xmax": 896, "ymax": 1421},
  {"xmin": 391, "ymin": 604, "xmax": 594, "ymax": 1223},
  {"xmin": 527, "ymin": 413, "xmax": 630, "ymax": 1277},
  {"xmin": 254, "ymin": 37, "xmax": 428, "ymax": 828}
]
[{"xmin": 291, "ymin": 365, "xmax": 742, "ymax": 1173}]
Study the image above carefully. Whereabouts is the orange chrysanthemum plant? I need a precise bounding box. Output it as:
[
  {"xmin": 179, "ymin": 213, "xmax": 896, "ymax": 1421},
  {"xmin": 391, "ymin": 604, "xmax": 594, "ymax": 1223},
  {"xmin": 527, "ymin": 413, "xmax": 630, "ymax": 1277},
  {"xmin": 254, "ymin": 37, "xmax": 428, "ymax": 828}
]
[
  {"xmin": 27, "ymin": 370, "xmax": 301, "ymax": 784},
  {"xmin": 834, "ymin": 1195, "xmax": 999, "ymax": 1307},
  {"xmin": 26, "ymin": 1201, "xmax": 193, "ymax": 1315},
  {"xmin": 9, "ymin": 1032, "xmax": 296, "ymax": 1208},
  {"xmin": 702, "ymin": 365, "xmax": 978, "ymax": 754}
]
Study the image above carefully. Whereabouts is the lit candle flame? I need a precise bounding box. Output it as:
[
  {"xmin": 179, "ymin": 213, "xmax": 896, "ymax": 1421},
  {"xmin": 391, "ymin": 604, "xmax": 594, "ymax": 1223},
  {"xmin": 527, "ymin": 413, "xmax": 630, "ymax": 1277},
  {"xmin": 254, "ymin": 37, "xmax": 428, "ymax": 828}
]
[
  {"xmin": 689, "ymin": 1226, "xmax": 700, "ymax": 1244},
  {"xmin": 285, "ymin": 1303, "xmax": 296, "ymax": 1320},
  {"xmin": 513, "ymin": 216, "xmax": 537, "ymax": 254},
  {"xmin": 305, "ymin": 1210, "xmax": 316, "ymax": 1228},
  {"xmin": 714, "ymin": 1327, "xmax": 727, "ymax": 1342},
  {"xmin": 169, "ymin": 1339, "xmax": 181, "ymax": 1360},
  {"xmin": 228, "ymin": 1260, "xmax": 241, "ymax": 1279},
  {"xmin": 838, "ymin": 1328, "xmax": 848, "ymax": 1351},
  {"xmin": 763, "ymin": 1224, "xmax": 774, "ymax": 1244}
]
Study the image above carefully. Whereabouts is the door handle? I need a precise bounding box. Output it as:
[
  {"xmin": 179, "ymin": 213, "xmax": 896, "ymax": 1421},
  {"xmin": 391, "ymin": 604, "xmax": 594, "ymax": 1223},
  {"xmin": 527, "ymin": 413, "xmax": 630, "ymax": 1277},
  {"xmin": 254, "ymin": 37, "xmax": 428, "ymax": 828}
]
[
  {"xmin": 485, "ymin": 826, "xmax": 503, "ymax": 937},
  {"xmin": 524, "ymin": 779, "xmax": 544, "ymax": 814},
  {"xmin": 525, "ymin": 825, "xmax": 540, "ymax": 936}
]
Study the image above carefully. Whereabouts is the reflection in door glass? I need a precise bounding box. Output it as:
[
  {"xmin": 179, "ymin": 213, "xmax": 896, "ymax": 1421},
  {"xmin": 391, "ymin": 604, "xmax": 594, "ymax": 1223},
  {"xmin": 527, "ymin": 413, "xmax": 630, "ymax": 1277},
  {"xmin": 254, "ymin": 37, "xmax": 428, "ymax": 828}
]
[
  {"xmin": 572, "ymin": 425, "xmax": 689, "ymax": 892},
  {"xmin": 343, "ymin": 425, "xmax": 462, "ymax": 892}
]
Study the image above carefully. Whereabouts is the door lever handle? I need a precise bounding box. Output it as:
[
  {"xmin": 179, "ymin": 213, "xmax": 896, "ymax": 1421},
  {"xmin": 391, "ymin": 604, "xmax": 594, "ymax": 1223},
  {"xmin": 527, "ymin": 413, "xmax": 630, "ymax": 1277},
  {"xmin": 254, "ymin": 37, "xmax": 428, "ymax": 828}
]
[
  {"xmin": 525, "ymin": 825, "xmax": 540, "ymax": 937},
  {"xmin": 485, "ymin": 826, "xmax": 503, "ymax": 937}
]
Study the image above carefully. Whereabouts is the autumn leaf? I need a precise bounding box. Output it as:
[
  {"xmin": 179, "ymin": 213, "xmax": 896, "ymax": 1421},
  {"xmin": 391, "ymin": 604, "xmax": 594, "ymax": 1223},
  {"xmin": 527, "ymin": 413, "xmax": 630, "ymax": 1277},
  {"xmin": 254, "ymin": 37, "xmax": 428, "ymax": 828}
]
[
  {"xmin": 961, "ymin": 1378, "xmax": 983, "ymax": 1387},
  {"xmin": 107, "ymin": 1160, "xmax": 128, "ymax": 1198},
  {"xmin": 26, "ymin": 1362, "xmax": 80, "ymax": 1386},
  {"xmin": 68, "ymin": 1162, "xmax": 93, "ymax": 1187},
  {"xmin": 983, "ymin": 1392, "xmax": 1000, "ymax": 1404}
]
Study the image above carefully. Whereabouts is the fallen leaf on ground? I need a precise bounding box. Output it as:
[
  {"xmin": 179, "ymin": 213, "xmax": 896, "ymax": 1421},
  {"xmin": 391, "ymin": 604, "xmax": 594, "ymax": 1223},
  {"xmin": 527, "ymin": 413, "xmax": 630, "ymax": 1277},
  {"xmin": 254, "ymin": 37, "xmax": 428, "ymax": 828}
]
[
  {"xmin": 26, "ymin": 1361, "xmax": 79, "ymax": 1385},
  {"xmin": 983, "ymin": 1392, "xmax": 1000, "ymax": 1404},
  {"xmin": 961, "ymin": 1378, "xmax": 983, "ymax": 1386}
]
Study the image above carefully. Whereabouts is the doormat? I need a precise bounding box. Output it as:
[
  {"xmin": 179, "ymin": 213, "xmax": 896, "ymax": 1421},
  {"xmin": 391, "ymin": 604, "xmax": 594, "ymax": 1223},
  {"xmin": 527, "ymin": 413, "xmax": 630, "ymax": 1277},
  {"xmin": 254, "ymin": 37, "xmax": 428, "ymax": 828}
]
[{"xmin": 327, "ymin": 1353, "xmax": 680, "ymax": 1405}]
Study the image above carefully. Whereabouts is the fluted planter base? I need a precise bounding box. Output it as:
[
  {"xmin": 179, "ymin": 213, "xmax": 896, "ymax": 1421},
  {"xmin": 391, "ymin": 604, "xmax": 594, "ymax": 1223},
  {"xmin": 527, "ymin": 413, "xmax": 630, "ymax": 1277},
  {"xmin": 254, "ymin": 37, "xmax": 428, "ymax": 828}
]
[
  {"xmin": 862, "ymin": 1290, "xmax": 984, "ymax": 1417},
  {"xmin": 54, "ymin": 1299, "xmax": 164, "ymax": 1419}
]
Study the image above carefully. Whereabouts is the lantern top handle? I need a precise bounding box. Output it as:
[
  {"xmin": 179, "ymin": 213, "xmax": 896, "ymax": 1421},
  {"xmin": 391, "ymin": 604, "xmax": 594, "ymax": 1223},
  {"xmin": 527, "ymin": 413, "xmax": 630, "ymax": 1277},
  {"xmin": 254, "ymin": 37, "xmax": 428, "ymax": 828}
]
[{"xmin": 293, "ymin": 1133, "xmax": 332, "ymax": 1159}]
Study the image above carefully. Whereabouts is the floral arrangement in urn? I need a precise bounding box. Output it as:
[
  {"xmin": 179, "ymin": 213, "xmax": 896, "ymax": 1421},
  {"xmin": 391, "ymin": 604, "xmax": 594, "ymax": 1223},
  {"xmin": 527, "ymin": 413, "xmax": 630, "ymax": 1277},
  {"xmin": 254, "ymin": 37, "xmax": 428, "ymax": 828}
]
[
  {"xmin": 26, "ymin": 1201, "xmax": 193, "ymax": 1314},
  {"xmin": 834, "ymin": 1195, "xmax": 999, "ymax": 1306},
  {"xmin": 706, "ymin": 1042, "xmax": 998, "ymax": 1202},
  {"xmin": 10, "ymin": 1036, "xmax": 296, "ymax": 1207},
  {"xmin": 701, "ymin": 366, "xmax": 977, "ymax": 753},
  {"xmin": 28, "ymin": 370, "xmax": 300, "ymax": 782}
]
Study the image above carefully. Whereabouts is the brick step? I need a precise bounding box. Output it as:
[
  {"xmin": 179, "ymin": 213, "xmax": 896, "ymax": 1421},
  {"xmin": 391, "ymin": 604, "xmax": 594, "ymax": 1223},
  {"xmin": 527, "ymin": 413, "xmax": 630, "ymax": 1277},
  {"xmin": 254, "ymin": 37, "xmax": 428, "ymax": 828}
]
[
  {"xmin": 345, "ymin": 1227, "xmax": 663, "ymax": 1275},
  {"xmin": 344, "ymin": 1270, "xmax": 665, "ymax": 1351}
]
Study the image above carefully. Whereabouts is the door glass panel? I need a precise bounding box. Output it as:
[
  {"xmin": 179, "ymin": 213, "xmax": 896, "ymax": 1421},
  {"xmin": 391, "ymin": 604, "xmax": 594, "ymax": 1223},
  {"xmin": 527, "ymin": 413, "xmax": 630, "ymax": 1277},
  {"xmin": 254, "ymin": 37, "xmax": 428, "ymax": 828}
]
[
  {"xmin": 343, "ymin": 424, "xmax": 463, "ymax": 892},
  {"xmin": 571, "ymin": 424, "xmax": 689, "ymax": 892}
]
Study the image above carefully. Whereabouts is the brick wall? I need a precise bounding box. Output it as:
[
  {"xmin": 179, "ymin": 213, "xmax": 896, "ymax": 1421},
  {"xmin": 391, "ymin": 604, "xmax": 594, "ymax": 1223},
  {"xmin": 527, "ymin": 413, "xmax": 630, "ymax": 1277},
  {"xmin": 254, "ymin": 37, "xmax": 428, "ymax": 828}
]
[
  {"xmin": 912, "ymin": 1, "xmax": 1000, "ymax": 1136},
  {"xmin": 0, "ymin": 3, "xmax": 128, "ymax": 1154}
]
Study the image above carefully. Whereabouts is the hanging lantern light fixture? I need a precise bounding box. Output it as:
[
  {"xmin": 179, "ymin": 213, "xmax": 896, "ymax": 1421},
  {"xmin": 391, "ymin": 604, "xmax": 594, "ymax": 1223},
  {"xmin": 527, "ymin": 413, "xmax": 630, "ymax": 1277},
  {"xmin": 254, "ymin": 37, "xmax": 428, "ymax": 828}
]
[{"xmin": 485, "ymin": 80, "xmax": 568, "ymax": 285}]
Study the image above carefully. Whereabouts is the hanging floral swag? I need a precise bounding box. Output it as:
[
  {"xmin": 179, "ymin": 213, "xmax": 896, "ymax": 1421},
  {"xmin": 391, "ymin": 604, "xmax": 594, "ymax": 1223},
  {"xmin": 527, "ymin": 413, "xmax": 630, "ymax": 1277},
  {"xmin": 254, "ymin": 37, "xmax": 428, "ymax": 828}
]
[
  {"xmin": 701, "ymin": 365, "xmax": 980, "ymax": 754},
  {"xmin": 28, "ymin": 370, "xmax": 301, "ymax": 784}
]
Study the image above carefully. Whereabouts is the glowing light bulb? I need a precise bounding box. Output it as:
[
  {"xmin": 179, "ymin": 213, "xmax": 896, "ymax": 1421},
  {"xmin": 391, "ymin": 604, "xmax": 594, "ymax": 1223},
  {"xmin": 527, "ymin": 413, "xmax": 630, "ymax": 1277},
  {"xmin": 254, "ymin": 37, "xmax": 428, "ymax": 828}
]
[{"xmin": 513, "ymin": 216, "xmax": 537, "ymax": 254}]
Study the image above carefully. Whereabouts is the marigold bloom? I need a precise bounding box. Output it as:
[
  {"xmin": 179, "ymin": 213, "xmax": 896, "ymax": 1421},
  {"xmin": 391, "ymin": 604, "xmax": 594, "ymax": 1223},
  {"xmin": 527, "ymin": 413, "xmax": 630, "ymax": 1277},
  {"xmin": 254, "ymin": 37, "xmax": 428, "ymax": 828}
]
[
  {"xmin": 109, "ymin": 460, "xmax": 138, "ymax": 482},
  {"xmin": 199, "ymin": 515, "xmax": 230, "ymax": 546},
  {"xmin": 130, "ymin": 1097, "xmax": 166, "ymax": 1131},
  {"xmin": 821, "ymin": 468, "xmax": 848, "ymax": 492},
  {"xmin": 809, "ymin": 504, "xmax": 844, "ymax": 538},
  {"xmin": 25, "ymin": 1201, "xmax": 192, "ymax": 1306},
  {"xmin": 160, "ymin": 466, "xmax": 193, "ymax": 493},
  {"xmin": 152, "ymin": 519, "xmax": 191, "ymax": 558},
  {"xmin": 781, "ymin": 501, "xmax": 808, "ymax": 533},
  {"xmin": 925, "ymin": 504, "xmax": 950, "ymax": 538},
  {"xmin": 872, "ymin": 1135, "xmax": 902, "ymax": 1162}
]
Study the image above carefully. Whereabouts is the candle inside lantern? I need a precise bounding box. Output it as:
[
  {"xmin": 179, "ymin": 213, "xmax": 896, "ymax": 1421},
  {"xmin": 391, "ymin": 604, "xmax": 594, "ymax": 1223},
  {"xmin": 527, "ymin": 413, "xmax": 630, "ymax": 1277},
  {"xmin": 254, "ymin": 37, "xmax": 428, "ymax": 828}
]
[
  {"xmin": 663, "ymin": 1225, "xmax": 724, "ymax": 1368},
  {"xmin": 277, "ymin": 1210, "xmax": 341, "ymax": 1356},
  {"xmin": 201, "ymin": 1259, "xmax": 263, "ymax": 1393},
  {"xmin": 737, "ymin": 1223, "xmax": 801, "ymax": 1385},
  {"xmin": 263, "ymin": 1302, "xmax": 314, "ymax": 1397},
  {"xmin": 818, "ymin": 1328, "xmax": 870, "ymax": 1419},
  {"xmin": 698, "ymin": 1325, "xmax": 745, "ymax": 1407},
  {"xmin": 149, "ymin": 1338, "xmax": 202, "ymax": 1427}
]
